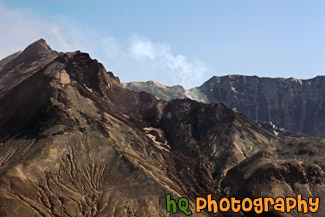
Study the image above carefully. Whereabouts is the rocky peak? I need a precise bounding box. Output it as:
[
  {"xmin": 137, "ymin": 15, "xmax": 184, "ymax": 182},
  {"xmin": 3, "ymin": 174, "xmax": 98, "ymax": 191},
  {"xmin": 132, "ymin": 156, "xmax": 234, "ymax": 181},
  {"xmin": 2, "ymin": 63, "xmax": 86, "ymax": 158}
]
[
  {"xmin": 0, "ymin": 39, "xmax": 55, "ymax": 72},
  {"xmin": 0, "ymin": 39, "xmax": 58, "ymax": 98},
  {"xmin": 24, "ymin": 38, "xmax": 52, "ymax": 53},
  {"xmin": 7, "ymin": 39, "xmax": 54, "ymax": 65},
  {"xmin": 13, "ymin": 38, "xmax": 53, "ymax": 63},
  {"xmin": 58, "ymin": 51, "xmax": 120, "ymax": 93}
]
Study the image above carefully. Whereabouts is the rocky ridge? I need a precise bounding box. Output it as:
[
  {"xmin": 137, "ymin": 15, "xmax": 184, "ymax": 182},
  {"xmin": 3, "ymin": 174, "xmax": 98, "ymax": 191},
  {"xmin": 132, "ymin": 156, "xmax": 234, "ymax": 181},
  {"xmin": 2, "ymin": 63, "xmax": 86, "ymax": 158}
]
[{"xmin": 124, "ymin": 75, "xmax": 325, "ymax": 138}]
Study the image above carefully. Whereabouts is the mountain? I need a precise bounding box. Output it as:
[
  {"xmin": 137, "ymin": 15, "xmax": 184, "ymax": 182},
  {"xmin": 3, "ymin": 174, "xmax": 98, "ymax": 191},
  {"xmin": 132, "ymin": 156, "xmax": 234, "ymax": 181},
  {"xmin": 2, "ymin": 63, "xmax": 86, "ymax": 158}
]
[
  {"xmin": 0, "ymin": 39, "xmax": 324, "ymax": 217},
  {"xmin": 123, "ymin": 75, "xmax": 325, "ymax": 138}
]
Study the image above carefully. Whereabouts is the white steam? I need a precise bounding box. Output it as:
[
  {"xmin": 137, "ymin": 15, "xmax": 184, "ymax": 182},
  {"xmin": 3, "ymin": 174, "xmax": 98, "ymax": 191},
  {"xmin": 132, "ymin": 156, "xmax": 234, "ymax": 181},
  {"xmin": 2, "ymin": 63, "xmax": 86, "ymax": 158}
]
[{"xmin": 0, "ymin": 4, "xmax": 208, "ymax": 89}]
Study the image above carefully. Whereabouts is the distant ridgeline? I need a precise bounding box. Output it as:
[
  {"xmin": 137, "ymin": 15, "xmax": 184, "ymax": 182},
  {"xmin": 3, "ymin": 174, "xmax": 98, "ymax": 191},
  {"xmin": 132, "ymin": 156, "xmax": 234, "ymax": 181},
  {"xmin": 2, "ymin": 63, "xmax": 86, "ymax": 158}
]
[{"xmin": 123, "ymin": 75, "xmax": 325, "ymax": 138}]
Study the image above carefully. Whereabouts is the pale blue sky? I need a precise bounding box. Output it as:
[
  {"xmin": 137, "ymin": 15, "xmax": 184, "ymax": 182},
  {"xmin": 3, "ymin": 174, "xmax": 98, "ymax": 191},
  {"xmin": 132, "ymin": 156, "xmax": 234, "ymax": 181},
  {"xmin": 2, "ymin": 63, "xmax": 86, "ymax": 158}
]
[{"xmin": 0, "ymin": 0, "xmax": 324, "ymax": 88}]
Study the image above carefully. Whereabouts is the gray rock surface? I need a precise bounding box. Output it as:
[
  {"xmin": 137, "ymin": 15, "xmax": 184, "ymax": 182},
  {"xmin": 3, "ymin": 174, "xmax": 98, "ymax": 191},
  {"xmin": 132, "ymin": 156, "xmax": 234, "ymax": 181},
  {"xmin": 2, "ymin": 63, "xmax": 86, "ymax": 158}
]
[{"xmin": 124, "ymin": 75, "xmax": 325, "ymax": 138}]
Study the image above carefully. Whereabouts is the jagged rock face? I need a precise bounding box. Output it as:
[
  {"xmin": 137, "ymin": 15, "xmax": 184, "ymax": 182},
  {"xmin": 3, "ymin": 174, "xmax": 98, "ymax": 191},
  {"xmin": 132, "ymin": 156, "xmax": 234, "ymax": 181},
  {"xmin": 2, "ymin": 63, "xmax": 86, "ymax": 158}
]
[
  {"xmin": 0, "ymin": 40, "xmax": 325, "ymax": 217},
  {"xmin": 124, "ymin": 75, "xmax": 325, "ymax": 138},
  {"xmin": 194, "ymin": 75, "xmax": 325, "ymax": 138}
]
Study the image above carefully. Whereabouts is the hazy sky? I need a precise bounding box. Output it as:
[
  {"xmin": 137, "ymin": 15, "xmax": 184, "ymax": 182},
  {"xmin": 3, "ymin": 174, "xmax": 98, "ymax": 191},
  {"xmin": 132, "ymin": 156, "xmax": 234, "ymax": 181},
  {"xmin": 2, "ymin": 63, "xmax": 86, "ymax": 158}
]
[{"xmin": 0, "ymin": 0, "xmax": 324, "ymax": 88}]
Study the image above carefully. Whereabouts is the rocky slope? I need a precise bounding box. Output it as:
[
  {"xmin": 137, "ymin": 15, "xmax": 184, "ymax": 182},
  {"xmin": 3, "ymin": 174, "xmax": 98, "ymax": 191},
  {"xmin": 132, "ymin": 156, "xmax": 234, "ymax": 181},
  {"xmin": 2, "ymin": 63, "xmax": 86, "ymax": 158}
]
[
  {"xmin": 124, "ymin": 75, "xmax": 325, "ymax": 138},
  {"xmin": 0, "ymin": 40, "xmax": 324, "ymax": 217},
  {"xmin": 257, "ymin": 121, "xmax": 307, "ymax": 138}
]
